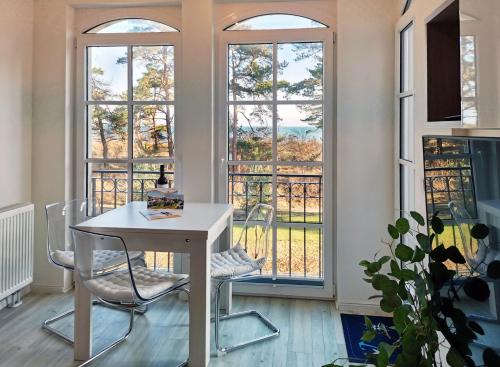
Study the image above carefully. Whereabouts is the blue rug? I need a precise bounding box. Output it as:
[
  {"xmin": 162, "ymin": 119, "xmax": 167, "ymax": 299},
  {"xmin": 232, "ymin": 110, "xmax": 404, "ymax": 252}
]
[{"xmin": 340, "ymin": 313, "xmax": 399, "ymax": 363}]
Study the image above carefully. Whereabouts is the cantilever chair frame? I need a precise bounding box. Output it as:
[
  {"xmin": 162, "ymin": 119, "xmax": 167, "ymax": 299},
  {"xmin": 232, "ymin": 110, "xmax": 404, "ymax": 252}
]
[
  {"xmin": 212, "ymin": 203, "xmax": 280, "ymax": 355},
  {"xmin": 69, "ymin": 227, "xmax": 189, "ymax": 367},
  {"xmin": 43, "ymin": 200, "xmax": 146, "ymax": 345}
]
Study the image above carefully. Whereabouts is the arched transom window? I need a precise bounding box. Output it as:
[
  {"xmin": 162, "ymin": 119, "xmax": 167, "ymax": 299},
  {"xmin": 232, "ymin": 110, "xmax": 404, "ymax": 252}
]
[
  {"xmin": 85, "ymin": 18, "xmax": 179, "ymax": 33},
  {"xmin": 225, "ymin": 13, "xmax": 328, "ymax": 31}
]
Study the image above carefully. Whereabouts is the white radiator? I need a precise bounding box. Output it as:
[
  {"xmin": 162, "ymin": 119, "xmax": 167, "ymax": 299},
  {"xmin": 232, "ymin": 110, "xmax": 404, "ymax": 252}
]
[{"xmin": 0, "ymin": 203, "xmax": 34, "ymax": 302}]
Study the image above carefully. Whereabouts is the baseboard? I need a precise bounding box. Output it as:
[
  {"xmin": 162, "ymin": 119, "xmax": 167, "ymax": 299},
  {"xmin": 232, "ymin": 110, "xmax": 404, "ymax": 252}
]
[
  {"xmin": 31, "ymin": 283, "xmax": 73, "ymax": 294},
  {"xmin": 337, "ymin": 301, "xmax": 390, "ymax": 317},
  {"xmin": 0, "ymin": 286, "xmax": 31, "ymax": 311}
]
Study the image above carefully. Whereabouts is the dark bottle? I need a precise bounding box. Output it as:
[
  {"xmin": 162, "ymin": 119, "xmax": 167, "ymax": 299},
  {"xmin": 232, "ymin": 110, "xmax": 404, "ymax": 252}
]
[{"xmin": 157, "ymin": 165, "xmax": 169, "ymax": 189}]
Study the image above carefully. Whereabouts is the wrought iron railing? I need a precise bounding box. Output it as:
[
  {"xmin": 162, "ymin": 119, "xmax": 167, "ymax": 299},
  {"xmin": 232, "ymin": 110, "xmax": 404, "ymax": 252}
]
[{"xmin": 90, "ymin": 169, "xmax": 324, "ymax": 279}]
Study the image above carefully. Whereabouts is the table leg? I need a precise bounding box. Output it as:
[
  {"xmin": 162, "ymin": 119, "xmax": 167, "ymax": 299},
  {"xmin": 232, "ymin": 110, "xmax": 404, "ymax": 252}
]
[
  {"xmin": 74, "ymin": 272, "xmax": 93, "ymax": 361},
  {"xmin": 219, "ymin": 214, "xmax": 233, "ymax": 314},
  {"xmin": 189, "ymin": 238, "xmax": 211, "ymax": 366}
]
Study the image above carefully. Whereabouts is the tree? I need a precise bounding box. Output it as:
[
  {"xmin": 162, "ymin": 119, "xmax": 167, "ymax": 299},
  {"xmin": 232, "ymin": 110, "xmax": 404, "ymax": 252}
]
[
  {"xmin": 89, "ymin": 67, "xmax": 127, "ymax": 160},
  {"xmin": 119, "ymin": 46, "xmax": 175, "ymax": 158}
]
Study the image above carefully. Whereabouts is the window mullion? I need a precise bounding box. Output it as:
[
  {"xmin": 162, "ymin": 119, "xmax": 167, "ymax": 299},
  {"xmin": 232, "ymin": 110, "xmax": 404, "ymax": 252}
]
[
  {"xmin": 271, "ymin": 42, "xmax": 278, "ymax": 280},
  {"xmin": 127, "ymin": 45, "xmax": 134, "ymax": 202}
]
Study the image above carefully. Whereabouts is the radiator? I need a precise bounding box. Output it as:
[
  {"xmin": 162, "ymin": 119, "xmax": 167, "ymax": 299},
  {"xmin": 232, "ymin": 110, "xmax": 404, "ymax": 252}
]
[{"xmin": 0, "ymin": 203, "xmax": 34, "ymax": 303}]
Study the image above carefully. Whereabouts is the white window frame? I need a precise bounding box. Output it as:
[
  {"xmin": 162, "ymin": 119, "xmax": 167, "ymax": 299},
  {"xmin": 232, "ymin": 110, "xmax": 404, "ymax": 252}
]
[
  {"xmin": 75, "ymin": 31, "xmax": 181, "ymax": 203},
  {"xmin": 216, "ymin": 27, "xmax": 335, "ymax": 299},
  {"xmin": 396, "ymin": 20, "xmax": 416, "ymax": 218}
]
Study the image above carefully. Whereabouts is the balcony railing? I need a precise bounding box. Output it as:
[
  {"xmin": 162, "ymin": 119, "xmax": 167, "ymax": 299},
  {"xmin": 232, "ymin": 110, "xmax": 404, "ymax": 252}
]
[{"xmin": 90, "ymin": 169, "xmax": 324, "ymax": 279}]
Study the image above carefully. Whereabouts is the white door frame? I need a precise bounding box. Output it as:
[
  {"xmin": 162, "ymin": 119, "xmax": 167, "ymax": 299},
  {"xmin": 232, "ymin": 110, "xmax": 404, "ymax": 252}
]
[{"xmin": 215, "ymin": 28, "xmax": 336, "ymax": 299}]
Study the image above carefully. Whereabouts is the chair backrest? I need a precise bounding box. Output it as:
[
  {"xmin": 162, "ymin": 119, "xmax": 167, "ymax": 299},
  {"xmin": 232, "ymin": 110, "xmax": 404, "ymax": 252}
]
[
  {"xmin": 448, "ymin": 201, "xmax": 481, "ymax": 265},
  {"xmin": 70, "ymin": 227, "xmax": 139, "ymax": 303},
  {"xmin": 45, "ymin": 199, "xmax": 93, "ymax": 269},
  {"xmin": 238, "ymin": 204, "xmax": 274, "ymax": 262}
]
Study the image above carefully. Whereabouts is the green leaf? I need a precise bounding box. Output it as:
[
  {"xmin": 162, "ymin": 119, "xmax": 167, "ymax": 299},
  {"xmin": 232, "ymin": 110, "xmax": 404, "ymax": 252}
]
[
  {"xmin": 464, "ymin": 278, "xmax": 490, "ymax": 302},
  {"xmin": 416, "ymin": 233, "xmax": 432, "ymax": 253},
  {"xmin": 361, "ymin": 329, "xmax": 376, "ymax": 342},
  {"xmin": 469, "ymin": 321, "xmax": 484, "ymax": 335},
  {"xmin": 412, "ymin": 247, "xmax": 426, "ymax": 263},
  {"xmin": 430, "ymin": 244, "xmax": 448, "ymax": 263},
  {"xmin": 367, "ymin": 261, "xmax": 382, "ymax": 274},
  {"xmin": 446, "ymin": 349, "xmax": 465, "ymax": 367},
  {"xmin": 400, "ymin": 269, "xmax": 416, "ymax": 281},
  {"xmin": 380, "ymin": 294, "xmax": 402, "ymax": 313},
  {"xmin": 393, "ymin": 306, "xmax": 409, "ymax": 333},
  {"xmin": 364, "ymin": 315, "xmax": 373, "ymax": 328},
  {"xmin": 487, "ymin": 260, "xmax": 500, "ymax": 279},
  {"xmin": 388, "ymin": 224, "xmax": 399, "ymax": 239},
  {"xmin": 483, "ymin": 348, "xmax": 500, "ymax": 367},
  {"xmin": 372, "ymin": 274, "xmax": 398, "ymax": 294},
  {"xmin": 390, "ymin": 260, "xmax": 401, "ymax": 276},
  {"xmin": 410, "ymin": 211, "xmax": 425, "ymax": 226},
  {"xmin": 431, "ymin": 213, "xmax": 444, "ymax": 234},
  {"xmin": 471, "ymin": 223, "xmax": 489, "ymax": 239},
  {"xmin": 446, "ymin": 246, "xmax": 466, "ymax": 264},
  {"xmin": 359, "ymin": 260, "xmax": 370, "ymax": 267},
  {"xmin": 395, "ymin": 244, "xmax": 414, "ymax": 262},
  {"xmin": 396, "ymin": 217, "xmax": 410, "ymax": 235},
  {"xmin": 397, "ymin": 280, "xmax": 409, "ymax": 300},
  {"xmin": 378, "ymin": 256, "xmax": 391, "ymax": 266}
]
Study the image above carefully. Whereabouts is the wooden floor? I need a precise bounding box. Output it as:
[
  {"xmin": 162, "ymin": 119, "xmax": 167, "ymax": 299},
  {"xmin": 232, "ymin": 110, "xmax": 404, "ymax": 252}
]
[{"xmin": 0, "ymin": 292, "xmax": 347, "ymax": 367}]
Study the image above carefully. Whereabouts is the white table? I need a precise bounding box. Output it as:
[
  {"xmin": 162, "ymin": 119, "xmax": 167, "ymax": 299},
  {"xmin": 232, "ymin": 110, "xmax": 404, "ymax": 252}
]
[{"xmin": 74, "ymin": 201, "xmax": 234, "ymax": 367}]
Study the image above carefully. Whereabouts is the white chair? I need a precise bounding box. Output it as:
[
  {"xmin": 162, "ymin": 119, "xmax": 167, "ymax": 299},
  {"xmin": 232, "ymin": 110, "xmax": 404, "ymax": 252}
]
[
  {"xmin": 70, "ymin": 227, "xmax": 189, "ymax": 367},
  {"xmin": 43, "ymin": 200, "xmax": 144, "ymax": 344},
  {"xmin": 211, "ymin": 203, "xmax": 280, "ymax": 354}
]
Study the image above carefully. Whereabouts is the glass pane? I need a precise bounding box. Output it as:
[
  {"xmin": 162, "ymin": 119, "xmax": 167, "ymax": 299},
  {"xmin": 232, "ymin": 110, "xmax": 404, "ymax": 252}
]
[
  {"xmin": 228, "ymin": 44, "xmax": 273, "ymax": 101},
  {"xmin": 87, "ymin": 163, "xmax": 127, "ymax": 214},
  {"xmin": 226, "ymin": 14, "xmax": 327, "ymax": 31},
  {"xmin": 88, "ymin": 47, "xmax": 128, "ymax": 101},
  {"xmin": 228, "ymin": 164, "xmax": 272, "ymax": 221},
  {"xmin": 277, "ymin": 225, "xmax": 322, "ymax": 278},
  {"xmin": 277, "ymin": 165, "xmax": 323, "ymax": 224},
  {"xmin": 461, "ymin": 36, "xmax": 477, "ymax": 98},
  {"xmin": 277, "ymin": 104, "xmax": 323, "ymax": 162},
  {"xmin": 400, "ymin": 96, "xmax": 414, "ymax": 161},
  {"xmin": 144, "ymin": 252, "xmax": 174, "ymax": 271},
  {"xmin": 278, "ymin": 42, "xmax": 323, "ymax": 100},
  {"xmin": 88, "ymin": 105, "xmax": 128, "ymax": 159},
  {"xmin": 133, "ymin": 105, "xmax": 174, "ymax": 158},
  {"xmin": 86, "ymin": 19, "xmax": 178, "ymax": 34},
  {"xmin": 132, "ymin": 163, "xmax": 174, "ymax": 201},
  {"xmin": 400, "ymin": 23, "xmax": 414, "ymax": 93},
  {"xmin": 133, "ymin": 46, "xmax": 174, "ymax": 101},
  {"xmin": 462, "ymin": 99, "xmax": 478, "ymax": 127},
  {"xmin": 228, "ymin": 104, "xmax": 272, "ymax": 161}
]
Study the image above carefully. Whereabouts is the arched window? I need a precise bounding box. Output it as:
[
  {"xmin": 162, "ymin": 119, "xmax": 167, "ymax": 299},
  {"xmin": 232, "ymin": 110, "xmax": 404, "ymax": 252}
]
[
  {"xmin": 220, "ymin": 12, "xmax": 333, "ymax": 293},
  {"xmin": 224, "ymin": 13, "xmax": 327, "ymax": 31},
  {"xmin": 85, "ymin": 18, "xmax": 179, "ymax": 34}
]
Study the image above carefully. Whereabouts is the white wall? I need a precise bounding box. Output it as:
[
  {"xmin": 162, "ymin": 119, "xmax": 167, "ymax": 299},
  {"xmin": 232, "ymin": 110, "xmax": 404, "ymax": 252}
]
[
  {"xmin": 31, "ymin": 0, "xmax": 75, "ymax": 292},
  {"xmin": 336, "ymin": 0, "xmax": 399, "ymax": 312},
  {"xmin": 0, "ymin": 0, "xmax": 33, "ymax": 209}
]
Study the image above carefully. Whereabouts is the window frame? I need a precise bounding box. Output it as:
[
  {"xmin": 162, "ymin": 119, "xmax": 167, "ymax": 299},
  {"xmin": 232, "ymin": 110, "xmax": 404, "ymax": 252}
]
[
  {"xmin": 396, "ymin": 20, "xmax": 416, "ymax": 219},
  {"xmin": 75, "ymin": 31, "xmax": 181, "ymax": 205},
  {"xmin": 216, "ymin": 26, "xmax": 335, "ymax": 299}
]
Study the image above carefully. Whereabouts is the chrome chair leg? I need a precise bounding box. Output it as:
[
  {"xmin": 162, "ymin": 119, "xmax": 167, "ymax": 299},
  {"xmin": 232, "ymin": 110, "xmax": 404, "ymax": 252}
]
[
  {"xmin": 78, "ymin": 309, "xmax": 135, "ymax": 367},
  {"xmin": 213, "ymin": 280, "xmax": 280, "ymax": 355},
  {"xmin": 42, "ymin": 300, "xmax": 147, "ymax": 344}
]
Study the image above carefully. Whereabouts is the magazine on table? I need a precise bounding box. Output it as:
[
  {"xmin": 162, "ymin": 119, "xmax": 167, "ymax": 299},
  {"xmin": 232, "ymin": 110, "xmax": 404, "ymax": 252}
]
[{"xmin": 140, "ymin": 209, "xmax": 183, "ymax": 221}]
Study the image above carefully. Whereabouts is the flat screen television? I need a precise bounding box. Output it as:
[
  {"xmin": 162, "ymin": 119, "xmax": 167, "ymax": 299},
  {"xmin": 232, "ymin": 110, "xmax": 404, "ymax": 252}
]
[{"xmin": 423, "ymin": 135, "xmax": 500, "ymax": 365}]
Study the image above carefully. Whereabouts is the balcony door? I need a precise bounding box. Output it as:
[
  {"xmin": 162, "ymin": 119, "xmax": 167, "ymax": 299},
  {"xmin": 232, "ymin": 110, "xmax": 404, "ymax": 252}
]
[{"xmin": 217, "ymin": 15, "xmax": 335, "ymax": 298}]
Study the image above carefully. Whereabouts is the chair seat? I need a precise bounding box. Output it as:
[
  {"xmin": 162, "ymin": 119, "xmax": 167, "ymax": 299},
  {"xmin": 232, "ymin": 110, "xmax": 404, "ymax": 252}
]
[
  {"xmin": 84, "ymin": 266, "xmax": 188, "ymax": 304},
  {"xmin": 211, "ymin": 244, "xmax": 265, "ymax": 279},
  {"xmin": 52, "ymin": 250, "xmax": 143, "ymax": 270}
]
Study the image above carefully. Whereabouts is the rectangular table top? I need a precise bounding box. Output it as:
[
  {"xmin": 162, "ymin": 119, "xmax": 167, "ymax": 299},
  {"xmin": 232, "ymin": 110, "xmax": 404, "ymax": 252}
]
[{"xmin": 76, "ymin": 201, "xmax": 233, "ymax": 240}]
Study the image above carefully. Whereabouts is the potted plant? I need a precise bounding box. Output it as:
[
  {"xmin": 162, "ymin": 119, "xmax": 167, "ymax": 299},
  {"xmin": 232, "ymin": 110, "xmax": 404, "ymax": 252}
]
[{"xmin": 324, "ymin": 211, "xmax": 500, "ymax": 367}]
